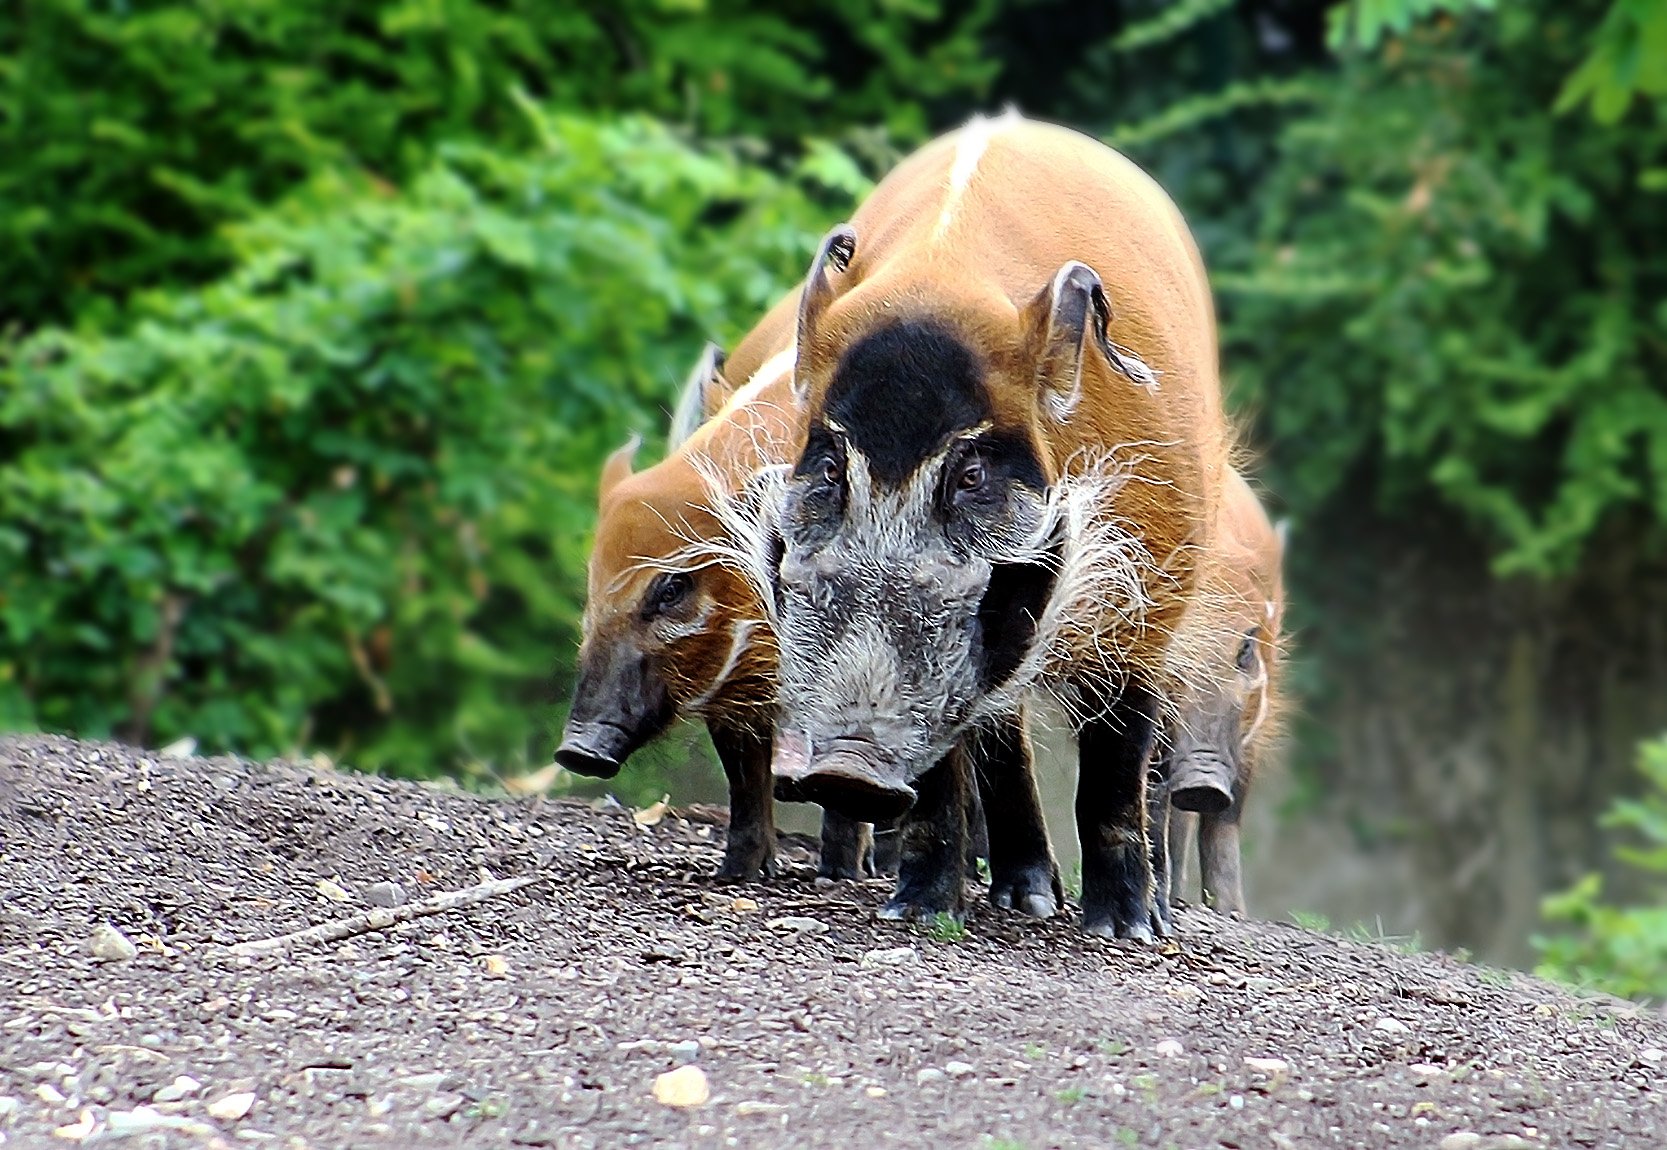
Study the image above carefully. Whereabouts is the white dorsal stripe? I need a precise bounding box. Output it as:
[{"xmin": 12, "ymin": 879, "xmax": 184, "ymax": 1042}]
[
  {"xmin": 933, "ymin": 108, "xmax": 1020, "ymax": 241},
  {"xmin": 714, "ymin": 345, "xmax": 797, "ymax": 422}
]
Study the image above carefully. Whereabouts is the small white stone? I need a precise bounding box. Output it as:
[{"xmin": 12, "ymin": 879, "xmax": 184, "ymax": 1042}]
[
  {"xmin": 152, "ymin": 1075, "xmax": 202, "ymax": 1103},
  {"xmin": 314, "ymin": 878, "xmax": 352, "ymax": 903},
  {"xmin": 1409, "ymin": 1062, "xmax": 1447, "ymax": 1077},
  {"xmin": 206, "ymin": 1092, "xmax": 257, "ymax": 1121},
  {"xmin": 1154, "ymin": 1039, "xmax": 1185, "ymax": 1058},
  {"xmin": 34, "ymin": 1083, "xmax": 66, "ymax": 1105},
  {"xmin": 860, "ymin": 946, "xmax": 918, "ymax": 968},
  {"xmin": 1372, "ymin": 1017, "xmax": 1412, "ymax": 1035},
  {"xmin": 1640, "ymin": 1047, "xmax": 1665, "ymax": 1065},
  {"xmin": 916, "ymin": 1069, "xmax": 946, "ymax": 1085},
  {"xmin": 945, "ymin": 1061, "xmax": 975, "ymax": 1078},
  {"xmin": 1439, "ymin": 1135, "xmax": 1483, "ymax": 1150},
  {"xmin": 89, "ymin": 924, "xmax": 138, "ymax": 963},
  {"xmin": 865, "ymin": 1086, "xmax": 887, "ymax": 1098},
  {"xmin": 1244, "ymin": 1057, "xmax": 1289, "ymax": 1076},
  {"xmin": 765, "ymin": 916, "xmax": 829, "ymax": 935},
  {"xmin": 1229, "ymin": 1094, "xmax": 1245, "ymax": 1110}
]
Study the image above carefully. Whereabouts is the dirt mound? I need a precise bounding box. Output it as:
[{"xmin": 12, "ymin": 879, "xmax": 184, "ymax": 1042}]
[{"xmin": 1, "ymin": 734, "xmax": 1663, "ymax": 1148}]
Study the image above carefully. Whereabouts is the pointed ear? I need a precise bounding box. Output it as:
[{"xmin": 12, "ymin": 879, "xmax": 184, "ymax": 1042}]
[
  {"xmin": 668, "ymin": 342, "xmax": 728, "ymax": 449},
  {"xmin": 1022, "ymin": 260, "xmax": 1157, "ymax": 421},
  {"xmin": 793, "ymin": 224, "xmax": 857, "ymax": 403},
  {"xmin": 599, "ymin": 435, "xmax": 641, "ymax": 499}
]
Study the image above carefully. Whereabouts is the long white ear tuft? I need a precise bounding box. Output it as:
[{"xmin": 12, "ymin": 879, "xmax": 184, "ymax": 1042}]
[
  {"xmin": 1022, "ymin": 260, "xmax": 1159, "ymax": 422},
  {"xmin": 793, "ymin": 224, "xmax": 857, "ymax": 404},
  {"xmin": 668, "ymin": 342, "xmax": 727, "ymax": 449},
  {"xmin": 599, "ymin": 434, "xmax": 641, "ymax": 499}
]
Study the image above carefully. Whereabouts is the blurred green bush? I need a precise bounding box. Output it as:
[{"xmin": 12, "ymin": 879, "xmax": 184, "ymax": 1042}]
[
  {"xmin": 0, "ymin": 111, "xmax": 863, "ymax": 774},
  {"xmin": 1537, "ymin": 732, "xmax": 1667, "ymax": 1000},
  {"xmin": 0, "ymin": 0, "xmax": 990, "ymax": 328}
]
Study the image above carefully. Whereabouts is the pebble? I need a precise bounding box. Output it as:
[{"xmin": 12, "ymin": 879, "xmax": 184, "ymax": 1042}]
[
  {"xmin": 670, "ymin": 1040, "xmax": 701, "ymax": 1064},
  {"xmin": 35, "ymin": 1083, "xmax": 66, "ymax": 1105},
  {"xmin": 1229, "ymin": 1094, "xmax": 1245, "ymax": 1110},
  {"xmin": 945, "ymin": 1061, "xmax": 975, "ymax": 1078},
  {"xmin": 362, "ymin": 881, "xmax": 405, "ymax": 908},
  {"xmin": 152, "ymin": 1075, "xmax": 202, "ymax": 1103},
  {"xmin": 1440, "ymin": 1135, "xmax": 1483, "ymax": 1150},
  {"xmin": 735, "ymin": 1101, "xmax": 785, "ymax": 1116},
  {"xmin": 865, "ymin": 1086, "xmax": 887, "ymax": 1098},
  {"xmin": 52, "ymin": 1110, "xmax": 96, "ymax": 1141},
  {"xmin": 207, "ymin": 1092, "xmax": 257, "ymax": 1121},
  {"xmin": 422, "ymin": 1094, "xmax": 463, "ymax": 1120},
  {"xmin": 916, "ymin": 1069, "xmax": 946, "ymax": 1085},
  {"xmin": 1154, "ymin": 1039, "xmax": 1185, "ymax": 1058},
  {"xmin": 861, "ymin": 946, "xmax": 918, "ymax": 968},
  {"xmin": 1372, "ymin": 1017, "xmax": 1412, "ymax": 1034},
  {"xmin": 89, "ymin": 923, "xmax": 138, "ymax": 963},
  {"xmin": 106, "ymin": 1106, "xmax": 213, "ymax": 1137},
  {"xmin": 1409, "ymin": 1062, "xmax": 1448, "ymax": 1077},
  {"xmin": 653, "ymin": 1066, "xmax": 710, "ymax": 1108},
  {"xmin": 315, "ymin": 878, "xmax": 352, "ymax": 903},
  {"xmin": 766, "ymin": 916, "xmax": 830, "ymax": 935},
  {"xmin": 481, "ymin": 955, "xmax": 510, "ymax": 976},
  {"xmin": 1641, "ymin": 1047, "xmax": 1665, "ymax": 1065},
  {"xmin": 1244, "ymin": 1057, "xmax": 1289, "ymax": 1076},
  {"xmin": 0, "ymin": 1097, "xmax": 17, "ymax": 1120}
]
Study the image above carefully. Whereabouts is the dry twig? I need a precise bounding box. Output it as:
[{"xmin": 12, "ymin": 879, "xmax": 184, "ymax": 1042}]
[{"xmin": 226, "ymin": 875, "xmax": 537, "ymax": 956}]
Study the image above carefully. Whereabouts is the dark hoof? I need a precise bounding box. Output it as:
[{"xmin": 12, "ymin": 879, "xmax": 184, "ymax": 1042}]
[
  {"xmin": 818, "ymin": 857, "xmax": 867, "ymax": 882},
  {"xmin": 1082, "ymin": 902, "xmax": 1168, "ymax": 941},
  {"xmin": 989, "ymin": 861, "xmax": 1063, "ymax": 919},
  {"xmin": 715, "ymin": 849, "xmax": 777, "ymax": 883}
]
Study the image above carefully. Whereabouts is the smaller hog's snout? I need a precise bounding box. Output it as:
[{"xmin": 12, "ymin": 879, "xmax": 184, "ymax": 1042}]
[
  {"xmin": 554, "ymin": 719, "xmax": 634, "ymax": 779},
  {"xmin": 772, "ymin": 730, "xmax": 917, "ymax": 824},
  {"xmin": 1166, "ymin": 746, "xmax": 1236, "ymax": 815}
]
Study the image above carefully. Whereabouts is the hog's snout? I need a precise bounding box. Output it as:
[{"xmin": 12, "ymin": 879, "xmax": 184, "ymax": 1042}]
[
  {"xmin": 772, "ymin": 731, "xmax": 917, "ymax": 823},
  {"xmin": 554, "ymin": 719, "xmax": 634, "ymax": 778},
  {"xmin": 1166, "ymin": 746, "xmax": 1236, "ymax": 815},
  {"xmin": 556, "ymin": 646, "xmax": 675, "ymax": 779}
]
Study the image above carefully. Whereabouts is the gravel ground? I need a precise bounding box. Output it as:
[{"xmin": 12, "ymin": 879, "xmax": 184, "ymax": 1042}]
[{"xmin": 2, "ymin": 733, "xmax": 1665, "ymax": 1149}]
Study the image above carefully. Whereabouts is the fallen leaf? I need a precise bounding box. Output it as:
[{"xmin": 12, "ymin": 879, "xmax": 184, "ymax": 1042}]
[
  {"xmin": 653, "ymin": 1065, "xmax": 710, "ymax": 1108},
  {"xmin": 503, "ymin": 764, "xmax": 562, "ymax": 795},
  {"xmin": 634, "ymin": 795, "xmax": 672, "ymax": 828}
]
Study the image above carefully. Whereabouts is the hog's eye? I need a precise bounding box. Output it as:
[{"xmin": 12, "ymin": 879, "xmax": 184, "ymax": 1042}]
[
  {"xmin": 646, "ymin": 572, "xmax": 692, "ymax": 618},
  {"xmin": 1235, "ymin": 630, "xmax": 1259, "ymax": 672},
  {"xmin": 956, "ymin": 459, "xmax": 987, "ymax": 493},
  {"xmin": 819, "ymin": 455, "xmax": 841, "ymax": 486}
]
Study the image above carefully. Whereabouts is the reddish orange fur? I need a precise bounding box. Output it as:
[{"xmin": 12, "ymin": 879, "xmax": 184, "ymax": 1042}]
[{"xmin": 791, "ymin": 119, "xmax": 1228, "ymax": 691}]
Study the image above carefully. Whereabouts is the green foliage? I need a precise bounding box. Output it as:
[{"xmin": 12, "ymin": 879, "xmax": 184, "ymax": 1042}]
[
  {"xmin": 0, "ymin": 0, "xmax": 993, "ymax": 328},
  {"xmin": 1537, "ymin": 733, "xmax": 1667, "ymax": 1000},
  {"xmin": 0, "ymin": 113, "xmax": 861, "ymax": 773},
  {"xmin": 1326, "ymin": 0, "xmax": 1498, "ymax": 52},
  {"xmin": 1216, "ymin": 0, "xmax": 1667, "ymax": 575},
  {"xmin": 1557, "ymin": 0, "xmax": 1667, "ymax": 122}
]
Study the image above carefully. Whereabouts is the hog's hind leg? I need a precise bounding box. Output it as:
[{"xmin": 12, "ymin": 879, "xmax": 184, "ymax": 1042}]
[
  {"xmin": 975, "ymin": 709, "xmax": 1062, "ymax": 918},
  {"xmin": 817, "ymin": 809, "xmax": 875, "ymax": 880},
  {"xmin": 878, "ymin": 742, "xmax": 973, "ymax": 923}
]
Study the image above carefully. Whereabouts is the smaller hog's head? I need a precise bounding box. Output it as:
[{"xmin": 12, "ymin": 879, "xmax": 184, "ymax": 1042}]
[
  {"xmin": 555, "ymin": 439, "xmax": 772, "ymax": 777},
  {"xmin": 1165, "ymin": 612, "xmax": 1278, "ymax": 813}
]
